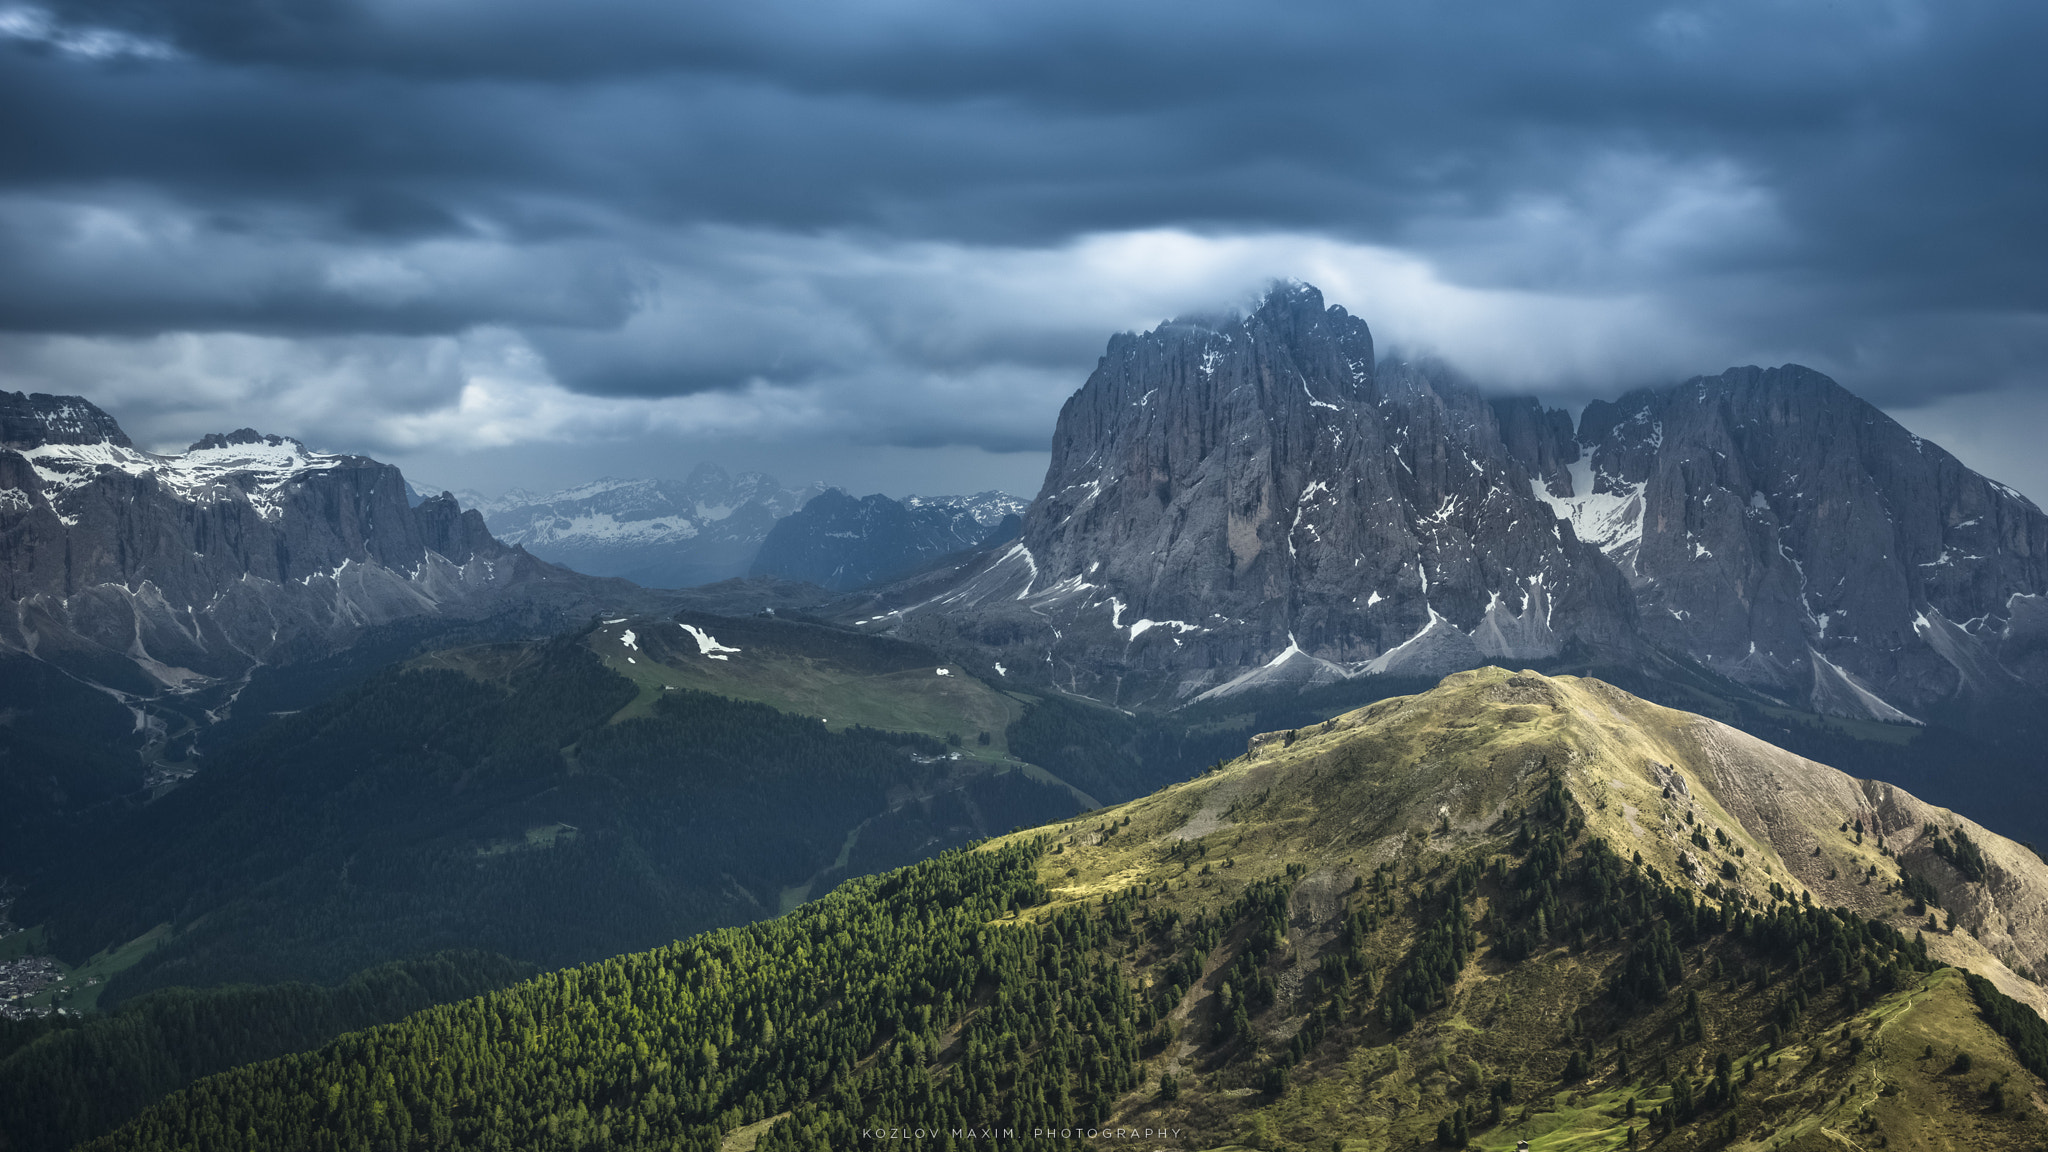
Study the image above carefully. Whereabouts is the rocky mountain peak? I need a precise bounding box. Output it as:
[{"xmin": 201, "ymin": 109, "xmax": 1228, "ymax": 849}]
[
  {"xmin": 680, "ymin": 461, "xmax": 740, "ymax": 496},
  {"xmin": 185, "ymin": 428, "xmax": 308, "ymax": 454},
  {"xmin": 1496, "ymin": 362, "xmax": 2048, "ymax": 724},
  {"xmin": 0, "ymin": 391, "xmax": 131, "ymax": 450},
  {"xmin": 851, "ymin": 286, "xmax": 2048, "ymax": 729},
  {"xmin": 0, "ymin": 394, "xmax": 635, "ymax": 705},
  {"xmin": 1488, "ymin": 396, "xmax": 1579, "ymax": 497},
  {"xmin": 859, "ymin": 283, "xmax": 1639, "ymax": 704}
]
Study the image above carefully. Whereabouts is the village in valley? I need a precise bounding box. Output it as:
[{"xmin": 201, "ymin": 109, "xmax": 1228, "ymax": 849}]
[{"xmin": 0, "ymin": 892, "xmax": 76, "ymax": 1020}]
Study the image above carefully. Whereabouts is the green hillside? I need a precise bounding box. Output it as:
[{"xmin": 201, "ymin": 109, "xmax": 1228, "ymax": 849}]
[
  {"xmin": 0, "ymin": 951, "xmax": 529, "ymax": 1152},
  {"xmin": 586, "ymin": 611, "xmax": 1033, "ymax": 761},
  {"xmin": 82, "ymin": 668, "xmax": 2048, "ymax": 1151},
  {"xmin": 581, "ymin": 609, "xmax": 1433, "ymax": 809},
  {"xmin": 14, "ymin": 626, "xmax": 1085, "ymax": 1003}
]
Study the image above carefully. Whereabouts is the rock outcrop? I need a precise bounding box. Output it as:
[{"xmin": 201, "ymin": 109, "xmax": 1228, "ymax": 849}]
[
  {"xmin": 848, "ymin": 284, "xmax": 1639, "ymax": 704},
  {"xmin": 0, "ymin": 393, "xmax": 654, "ymax": 700},
  {"xmin": 1504, "ymin": 366, "xmax": 2048, "ymax": 724}
]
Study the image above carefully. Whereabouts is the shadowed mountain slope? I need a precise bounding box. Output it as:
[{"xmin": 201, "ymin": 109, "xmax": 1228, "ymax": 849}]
[
  {"xmin": 13, "ymin": 618, "xmax": 1088, "ymax": 1002},
  {"xmin": 0, "ymin": 392, "xmax": 672, "ymax": 853},
  {"xmin": 1496, "ymin": 366, "xmax": 2048, "ymax": 730},
  {"xmin": 750, "ymin": 488, "xmax": 1024, "ymax": 592}
]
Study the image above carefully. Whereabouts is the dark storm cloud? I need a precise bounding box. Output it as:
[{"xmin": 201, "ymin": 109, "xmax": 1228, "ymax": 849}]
[
  {"xmin": 0, "ymin": 190, "xmax": 648, "ymax": 335},
  {"xmin": 2, "ymin": 0, "xmax": 2046, "ymax": 482},
  {"xmin": 19, "ymin": 0, "xmax": 2039, "ymax": 248}
]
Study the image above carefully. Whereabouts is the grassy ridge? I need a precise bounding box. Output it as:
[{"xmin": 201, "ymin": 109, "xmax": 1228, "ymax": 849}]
[
  {"xmin": 80, "ymin": 669, "xmax": 2048, "ymax": 1151},
  {"xmin": 986, "ymin": 668, "xmax": 2048, "ymax": 1150}
]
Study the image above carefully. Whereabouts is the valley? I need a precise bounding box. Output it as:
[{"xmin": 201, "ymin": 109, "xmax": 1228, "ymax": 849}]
[
  {"xmin": 14, "ymin": 621, "xmax": 1095, "ymax": 1003},
  {"xmin": 66, "ymin": 668, "xmax": 2048, "ymax": 1151}
]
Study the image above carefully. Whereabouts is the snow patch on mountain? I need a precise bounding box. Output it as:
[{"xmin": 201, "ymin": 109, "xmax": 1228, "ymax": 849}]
[
  {"xmin": 678, "ymin": 623, "xmax": 741, "ymax": 661},
  {"xmin": 1530, "ymin": 454, "xmax": 1647, "ymax": 575},
  {"xmin": 20, "ymin": 431, "xmax": 347, "ymax": 521},
  {"xmin": 904, "ymin": 491, "xmax": 1029, "ymax": 528}
]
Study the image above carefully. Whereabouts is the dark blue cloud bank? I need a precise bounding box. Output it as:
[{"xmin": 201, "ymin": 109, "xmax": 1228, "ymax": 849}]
[{"xmin": 2, "ymin": 0, "xmax": 2046, "ymax": 498}]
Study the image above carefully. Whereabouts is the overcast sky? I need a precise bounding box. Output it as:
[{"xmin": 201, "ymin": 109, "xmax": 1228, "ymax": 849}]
[{"xmin": 3, "ymin": 0, "xmax": 2046, "ymax": 503}]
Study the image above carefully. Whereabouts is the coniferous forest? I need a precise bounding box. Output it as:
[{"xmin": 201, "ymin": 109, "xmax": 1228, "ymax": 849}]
[
  {"xmin": 81, "ymin": 839, "xmax": 1144, "ymax": 1152},
  {"xmin": 71, "ymin": 737, "xmax": 2048, "ymax": 1152},
  {"xmin": 0, "ymin": 951, "xmax": 529, "ymax": 1152}
]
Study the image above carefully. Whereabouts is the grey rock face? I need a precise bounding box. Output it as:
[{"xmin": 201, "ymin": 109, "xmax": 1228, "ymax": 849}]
[
  {"xmin": 751, "ymin": 489, "xmax": 1023, "ymax": 592},
  {"xmin": 469, "ymin": 465, "xmax": 828, "ymax": 589},
  {"xmin": 905, "ymin": 491, "xmax": 1030, "ymax": 530},
  {"xmin": 0, "ymin": 391, "xmax": 638, "ymax": 699},
  {"xmin": 0, "ymin": 392, "xmax": 131, "ymax": 448},
  {"xmin": 1506, "ymin": 365, "xmax": 2048, "ymax": 723},
  {"xmin": 1489, "ymin": 397, "xmax": 1579, "ymax": 497},
  {"xmin": 852, "ymin": 284, "xmax": 1638, "ymax": 704}
]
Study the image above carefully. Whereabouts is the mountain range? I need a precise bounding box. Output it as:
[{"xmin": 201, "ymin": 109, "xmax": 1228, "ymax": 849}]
[
  {"xmin": 447, "ymin": 468, "xmax": 828, "ymax": 590},
  {"xmin": 29, "ymin": 280, "xmax": 2035, "ymax": 748},
  {"xmin": 843, "ymin": 284, "xmax": 2048, "ymax": 741},
  {"xmin": 0, "ymin": 399, "xmax": 551, "ymax": 697},
  {"xmin": 449, "ymin": 468, "xmax": 1026, "ymax": 592},
  {"xmin": 8, "ymin": 284, "xmax": 2048, "ymax": 1150},
  {"xmin": 749, "ymin": 488, "xmax": 1025, "ymax": 592},
  {"xmin": 0, "ymin": 391, "xmax": 1029, "ymax": 852},
  {"xmin": 0, "ymin": 393, "xmax": 680, "ymax": 851}
]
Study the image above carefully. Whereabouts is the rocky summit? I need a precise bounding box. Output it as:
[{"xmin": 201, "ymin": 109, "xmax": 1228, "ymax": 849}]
[
  {"xmin": 0, "ymin": 391, "xmax": 652, "ymax": 701},
  {"xmin": 846, "ymin": 283, "xmax": 2048, "ymax": 730},
  {"xmin": 847, "ymin": 283, "xmax": 1639, "ymax": 705},
  {"xmin": 1497, "ymin": 366, "xmax": 2048, "ymax": 727}
]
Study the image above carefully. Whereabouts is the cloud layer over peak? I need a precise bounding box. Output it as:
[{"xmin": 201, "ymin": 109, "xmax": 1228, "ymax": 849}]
[{"xmin": 2, "ymin": 0, "xmax": 2045, "ymax": 499}]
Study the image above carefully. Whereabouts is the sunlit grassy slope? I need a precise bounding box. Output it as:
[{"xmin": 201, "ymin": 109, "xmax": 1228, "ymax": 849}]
[
  {"xmin": 984, "ymin": 667, "xmax": 2048, "ymax": 1151},
  {"xmin": 72, "ymin": 667, "xmax": 2048, "ymax": 1152},
  {"xmin": 586, "ymin": 610, "xmax": 1031, "ymax": 761}
]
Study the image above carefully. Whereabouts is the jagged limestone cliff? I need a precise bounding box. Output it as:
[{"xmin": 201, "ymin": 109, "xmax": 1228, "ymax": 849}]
[
  {"xmin": 1499, "ymin": 366, "xmax": 2048, "ymax": 727},
  {"xmin": 853, "ymin": 286, "xmax": 1638, "ymax": 705}
]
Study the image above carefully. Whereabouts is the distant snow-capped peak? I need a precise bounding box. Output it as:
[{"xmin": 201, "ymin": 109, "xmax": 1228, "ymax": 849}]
[{"xmin": 903, "ymin": 490, "xmax": 1029, "ymax": 527}]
